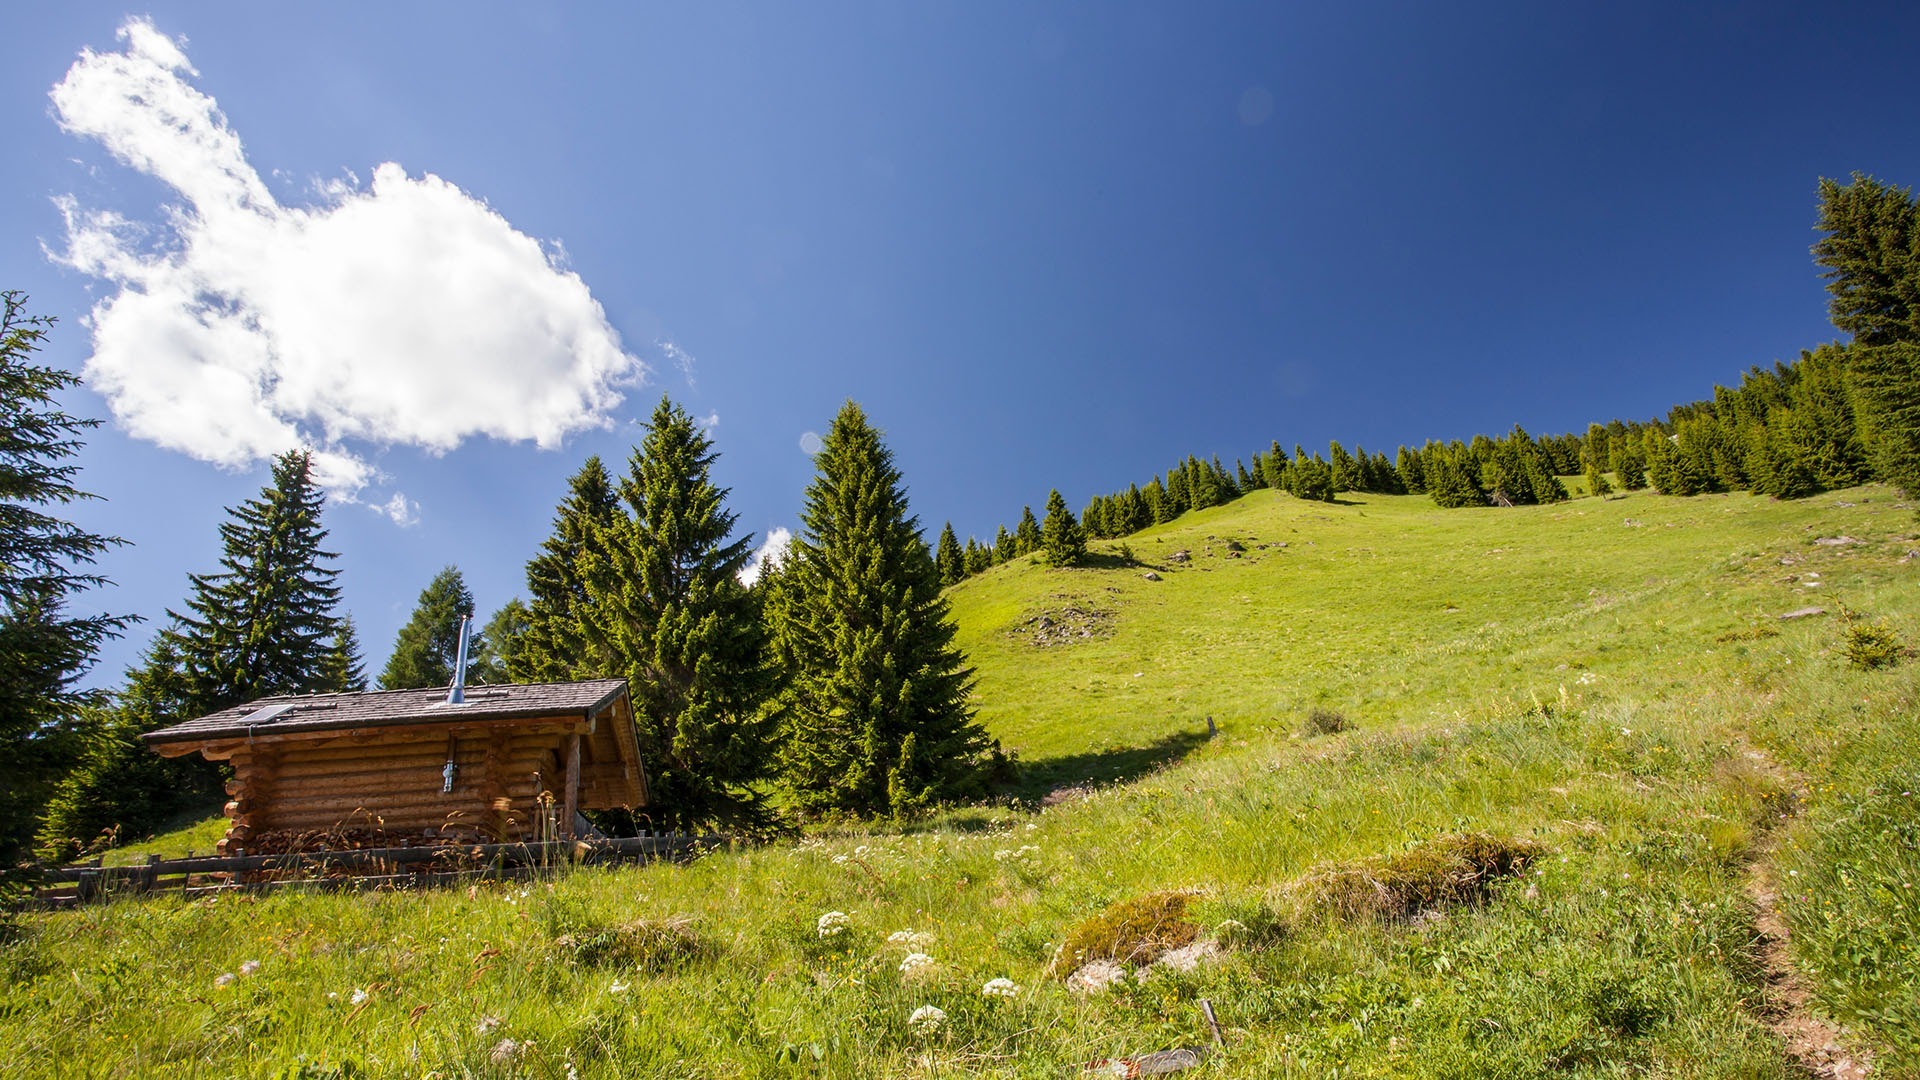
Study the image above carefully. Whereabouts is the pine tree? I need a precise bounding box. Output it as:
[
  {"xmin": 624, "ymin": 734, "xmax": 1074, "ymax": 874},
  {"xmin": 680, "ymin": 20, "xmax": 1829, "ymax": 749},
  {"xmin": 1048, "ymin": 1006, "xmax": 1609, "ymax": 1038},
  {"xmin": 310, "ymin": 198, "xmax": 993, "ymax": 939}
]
[
  {"xmin": 1261, "ymin": 442, "xmax": 1289, "ymax": 490},
  {"xmin": 318, "ymin": 615, "xmax": 368, "ymax": 692},
  {"xmin": 1327, "ymin": 441, "xmax": 1359, "ymax": 492},
  {"xmin": 0, "ymin": 292, "xmax": 133, "ymax": 863},
  {"xmin": 1813, "ymin": 174, "xmax": 1919, "ymax": 348},
  {"xmin": 1015, "ymin": 506, "xmax": 1042, "ymax": 554},
  {"xmin": 935, "ymin": 523, "xmax": 963, "ymax": 587},
  {"xmin": 170, "ymin": 451, "xmax": 343, "ymax": 711},
  {"xmin": 964, "ymin": 537, "xmax": 993, "ymax": 576},
  {"xmin": 1585, "ymin": 460, "xmax": 1614, "ymax": 499},
  {"xmin": 770, "ymin": 402, "xmax": 990, "ymax": 816},
  {"xmin": 39, "ymin": 450, "xmax": 344, "ymax": 853},
  {"xmin": 516, "ymin": 457, "xmax": 619, "ymax": 682},
  {"xmin": 993, "ymin": 525, "xmax": 1015, "ymax": 564},
  {"xmin": 469, "ymin": 601, "xmax": 527, "ymax": 686},
  {"xmin": 1848, "ymin": 342, "xmax": 1920, "ymax": 501},
  {"xmin": 1039, "ymin": 489, "xmax": 1087, "ymax": 568},
  {"xmin": 378, "ymin": 567, "xmax": 475, "ymax": 690},
  {"xmin": 1610, "ymin": 434, "xmax": 1648, "ymax": 490},
  {"xmin": 582, "ymin": 396, "xmax": 775, "ymax": 830},
  {"xmin": 1427, "ymin": 441, "xmax": 1489, "ymax": 508},
  {"xmin": 1396, "ymin": 446, "xmax": 1427, "ymax": 494}
]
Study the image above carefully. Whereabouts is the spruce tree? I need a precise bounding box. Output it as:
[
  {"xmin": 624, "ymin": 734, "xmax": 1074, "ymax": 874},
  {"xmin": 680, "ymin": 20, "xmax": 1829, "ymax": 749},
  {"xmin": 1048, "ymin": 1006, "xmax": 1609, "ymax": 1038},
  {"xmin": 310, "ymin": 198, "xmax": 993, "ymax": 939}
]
[
  {"xmin": 170, "ymin": 450, "xmax": 343, "ymax": 711},
  {"xmin": 582, "ymin": 396, "xmax": 775, "ymax": 830},
  {"xmin": 516, "ymin": 457, "xmax": 619, "ymax": 682},
  {"xmin": 0, "ymin": 292, "xmax": 133, "ymax": 863},
  {"xmin": 1427, "ymin": 441, "xmax": 1490, "ymax": 508},
  {"xmin": 39, "ymin": 450, "xmax": 344, "ymax": 852},
  {"xmin": 1610, "ymin": 435, "xmax": 1648, "ymax": 490},
  {"xmin": 1584, "ymin": 460, "xmax": 1614, "ymax": 499},
  {"xmin": 319, "ymin": 615, "xmax": 368, "ymax": 692},
  {"xmin": 469, "ymin": 599, "xmax": 529, "ymax": 686},
  {"xmin": 1015, "ymin": 506, "xmax": 1042, "ymax": 554},
  {"xmin": 1848, "ymin": 342, "xmax": 1920, "ymax": 501},
  {"xmin": 993, "ymin": 525, "xmax": 1015, "ymax": 564},
  {"xmin": 379, "ymin": 566, "xmax": 476, "ymax": 690},
  {"xmin": 1396, "ymin": 446, "xmax": 1427, "ymax": 494},
  {"xmin": 1813, "ymin": 174, "xmax": 1919, "ymax": 347},
  {"xmin": 935, "ymin": 523, "xmax": 964, "ymax": 587},
  {"xmin": 770, "ymin": 402, "xmax": 990, "ymax": 816},
  {"xmin": 1261, "ymin": 442, "xmax": 1289, "ymax": 490},
  {"xmin": 1039, "ymin": 488, "xmax": 1087, "ymax": 567},
  {"xmin": 1328, "ymin": 441, "xmax": 1360, "ymax": 492},
  {"xmin": 964, "ymin": 537, "xmax": 993, "ymax": 576}
]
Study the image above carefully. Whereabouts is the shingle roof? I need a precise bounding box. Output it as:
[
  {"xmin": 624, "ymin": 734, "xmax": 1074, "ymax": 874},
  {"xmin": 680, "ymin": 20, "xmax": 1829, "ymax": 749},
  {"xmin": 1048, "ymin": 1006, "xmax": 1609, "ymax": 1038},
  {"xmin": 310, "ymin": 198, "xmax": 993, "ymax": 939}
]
[{"xmin": 141, "ymin": 678, "xmax": 629, "ymax": 746}]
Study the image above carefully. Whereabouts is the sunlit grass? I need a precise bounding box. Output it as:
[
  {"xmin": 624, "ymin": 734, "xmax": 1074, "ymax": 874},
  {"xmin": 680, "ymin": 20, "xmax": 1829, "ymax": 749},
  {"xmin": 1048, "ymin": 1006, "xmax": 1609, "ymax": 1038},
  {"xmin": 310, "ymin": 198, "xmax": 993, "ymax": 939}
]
[{"xmin": 5, "ymin": 484, "xmax": 1916, "ymax": 1077}]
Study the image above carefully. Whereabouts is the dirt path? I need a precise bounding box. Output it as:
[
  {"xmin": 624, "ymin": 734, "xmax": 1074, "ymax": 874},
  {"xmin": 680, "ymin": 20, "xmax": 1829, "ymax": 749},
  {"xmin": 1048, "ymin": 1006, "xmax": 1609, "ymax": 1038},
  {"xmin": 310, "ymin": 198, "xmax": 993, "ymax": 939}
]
[{"xmin": 1739, "ymin": 750, "xmax": 1875, "ymax": 1079}]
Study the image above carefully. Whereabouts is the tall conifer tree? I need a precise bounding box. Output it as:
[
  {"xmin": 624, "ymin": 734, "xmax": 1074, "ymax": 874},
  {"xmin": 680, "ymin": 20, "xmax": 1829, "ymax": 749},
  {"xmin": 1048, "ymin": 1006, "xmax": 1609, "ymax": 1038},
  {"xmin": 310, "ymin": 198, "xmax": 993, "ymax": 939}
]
[
  {"xmin": 379, "ymin": 566, "xmax": 476, "ymax": 690},
  {"xmin": 583, "ymin": 397, "xmax": 775, "ymax": 829},
  {"xmin": 935, "ymin": 523, "xmax": 964, "ymax": 587},
  {"xmin": 1039, "ymin": 488, "xmax": 1087, "ymax": 567},
  {"xmin": 516, "ymin": 457, "xmax": 619, "ymax": 682},
  {"xmin": 1015, "ymin": 506, "xmax": 1042, "ymax": 554},
  {"xmin": 770, "ymin": 402, "xmax": 990, "ymax": 816},
  {"xmin": 170, "ymin": 451, "xmax": 343, "ymax": 711}
]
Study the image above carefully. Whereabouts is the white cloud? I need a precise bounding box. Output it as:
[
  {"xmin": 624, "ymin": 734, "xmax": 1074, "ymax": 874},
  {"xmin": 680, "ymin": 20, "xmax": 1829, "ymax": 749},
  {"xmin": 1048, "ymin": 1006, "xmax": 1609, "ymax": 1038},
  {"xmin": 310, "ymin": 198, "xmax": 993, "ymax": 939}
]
[
  {"xmin": 659, "ymin": 339, "xmax": 697, "ymax": 389},
  {"xmin": 47, "ymin": 19, "xmax": 645, "ymax": 508},
  {"xmin": 739, "ymin": 527, "xmax": 792, "ymax": 586},
  {"xmin": 696, "ymin": 410, "xmax": 719, "ymax": 432},
  {"xmin": 373, "ymin": 492, "xmax": 420, "ymax": 528}
]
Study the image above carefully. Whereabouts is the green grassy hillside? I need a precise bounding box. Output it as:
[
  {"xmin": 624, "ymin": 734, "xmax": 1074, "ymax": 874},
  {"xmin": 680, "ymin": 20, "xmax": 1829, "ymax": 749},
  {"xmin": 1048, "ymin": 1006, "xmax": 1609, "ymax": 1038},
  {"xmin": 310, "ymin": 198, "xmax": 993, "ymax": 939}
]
[{"xmin": 4, "ymin": 485, "xmax": 1916, "ymax": 1078}]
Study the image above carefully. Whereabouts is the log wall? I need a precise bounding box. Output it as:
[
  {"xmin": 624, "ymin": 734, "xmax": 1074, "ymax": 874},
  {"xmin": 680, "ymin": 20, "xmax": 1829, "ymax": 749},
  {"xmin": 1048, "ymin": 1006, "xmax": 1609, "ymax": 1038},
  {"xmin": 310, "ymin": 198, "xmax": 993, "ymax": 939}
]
[{"xmin": 212, "ymin": 712, "xmax": 639, "ymax": 849}]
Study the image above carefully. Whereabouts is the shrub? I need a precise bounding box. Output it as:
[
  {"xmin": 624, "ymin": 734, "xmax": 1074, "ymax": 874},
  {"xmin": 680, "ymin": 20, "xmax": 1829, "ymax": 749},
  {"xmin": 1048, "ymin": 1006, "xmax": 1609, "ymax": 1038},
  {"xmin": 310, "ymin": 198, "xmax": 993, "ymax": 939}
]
[
  {"xmin": 1303, "ymin": 707, "xmax": 1352, "ymax": 736},
  {"xmin": 1047, "ymin": 891, "xmax": 1199, "ymax": 977},
  {"xmin": 552, "ymin": 915, "xmax": 710, "ymax": 972},
  {"xmin": 1844, "ymin": 618, "xmax": 1907, "ymax": 669},
  {"xmin": 1292, "ymin": 832, "xmax": 1546, "ymax": 922}
]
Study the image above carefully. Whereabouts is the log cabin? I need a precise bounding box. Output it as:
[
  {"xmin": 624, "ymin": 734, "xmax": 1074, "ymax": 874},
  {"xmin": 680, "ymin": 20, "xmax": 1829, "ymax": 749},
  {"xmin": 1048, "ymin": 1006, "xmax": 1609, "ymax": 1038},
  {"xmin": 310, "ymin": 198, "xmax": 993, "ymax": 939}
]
[{"xmin": 142, "ymin": 678, "xmax": 648, "ymax": 853}]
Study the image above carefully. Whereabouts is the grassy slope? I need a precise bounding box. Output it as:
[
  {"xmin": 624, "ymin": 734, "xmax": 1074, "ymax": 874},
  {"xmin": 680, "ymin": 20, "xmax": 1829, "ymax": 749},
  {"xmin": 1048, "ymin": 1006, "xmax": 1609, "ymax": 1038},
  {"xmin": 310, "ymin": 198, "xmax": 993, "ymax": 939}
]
[{"xmin": 4, "ymin": 486, "xmax": 1916, "ymax": 1078}]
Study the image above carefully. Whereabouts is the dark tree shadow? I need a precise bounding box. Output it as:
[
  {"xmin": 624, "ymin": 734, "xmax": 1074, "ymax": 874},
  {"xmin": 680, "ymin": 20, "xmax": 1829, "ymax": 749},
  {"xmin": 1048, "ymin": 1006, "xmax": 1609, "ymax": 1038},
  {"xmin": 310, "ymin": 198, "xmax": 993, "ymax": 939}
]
[{"xmin": 994, "ymin": 728, "xmax": 1212, "ymax": 805}]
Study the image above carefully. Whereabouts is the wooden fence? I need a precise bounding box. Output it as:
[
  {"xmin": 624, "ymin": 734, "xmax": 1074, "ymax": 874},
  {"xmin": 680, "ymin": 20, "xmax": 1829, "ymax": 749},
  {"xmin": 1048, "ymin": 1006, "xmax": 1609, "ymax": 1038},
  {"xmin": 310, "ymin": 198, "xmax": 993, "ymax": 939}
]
[{"xmin": 24, "ymin": 834, "xmax": 718, "ymax": 910}]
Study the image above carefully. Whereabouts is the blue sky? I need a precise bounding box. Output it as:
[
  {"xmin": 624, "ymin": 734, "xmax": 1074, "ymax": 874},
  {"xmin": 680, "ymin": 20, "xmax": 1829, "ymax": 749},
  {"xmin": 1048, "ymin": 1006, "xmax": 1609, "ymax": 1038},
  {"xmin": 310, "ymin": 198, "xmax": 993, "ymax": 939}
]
[{"xmin": 4, "ymin": 3, "xmax": 1917, "ymax": 687}]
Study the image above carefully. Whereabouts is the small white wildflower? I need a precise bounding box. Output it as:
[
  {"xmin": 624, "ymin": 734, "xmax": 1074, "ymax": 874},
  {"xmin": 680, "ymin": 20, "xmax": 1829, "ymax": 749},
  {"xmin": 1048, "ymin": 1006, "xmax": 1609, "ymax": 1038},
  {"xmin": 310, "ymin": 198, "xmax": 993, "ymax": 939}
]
[
  {"xmin": 489, "ymin": 1038, "xmax": 522, "ymax": 1064},
  {"xmin": 1025, "ymin": 822, "xmax": 1038, "ymax": 832},
  {"xmin": 907, "ymin": 1004, "xmax": 947, "ymax": 1031},
  {"xmin": 475, "ymin": 1016, "xmax": 503, "ymax": 1034},
  {"xmin": 993, "ymin": 849, "xmax": 1013, "ymax": 861},
  {"xmin": 237, "ymin": 959, "xmax": 261, "ymax": 977},
  {"xmin": 886, "ymin": 929, "xmax": 916, "ymax": 944},
  {"xmin": 899, "ymin": 952, "xmax": 936, "ymax": 976},
  {"xmin": 831, "ymin": 854, "xmax": 850, "ymax": 866},
  {"xmin": 982, "ymin": 977, "xmax": 1020, "ymax": 997},
  {"xmin": 213, "ymin": 972, "xmax": 237, "ymax": 989},
  {"xmin": 1621, "ymin": 728, "xmax": 1633, "ymax": 736},
  {"xmin": 609, "ymin": 979, "xmax": 630, "ymax": 995},
  {"xmin": 817, "ymin": 911, "xmax": 851, "ymax": 938},
  {"xmin": 855, "ymin": 845, "xmax": 870, "ymax": 856},
  {"xmin": 349, "ymin": 988, "xmax": 369, "ymax": 1006}
]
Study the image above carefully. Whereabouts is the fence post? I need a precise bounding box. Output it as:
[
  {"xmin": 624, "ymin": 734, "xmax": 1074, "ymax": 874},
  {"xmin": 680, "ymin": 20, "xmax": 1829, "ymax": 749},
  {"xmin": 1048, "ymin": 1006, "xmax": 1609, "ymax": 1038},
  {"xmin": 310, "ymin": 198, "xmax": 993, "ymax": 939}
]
[{"xmin": 139, "ymin": 854, "xmax": 161, "ymax": 894}]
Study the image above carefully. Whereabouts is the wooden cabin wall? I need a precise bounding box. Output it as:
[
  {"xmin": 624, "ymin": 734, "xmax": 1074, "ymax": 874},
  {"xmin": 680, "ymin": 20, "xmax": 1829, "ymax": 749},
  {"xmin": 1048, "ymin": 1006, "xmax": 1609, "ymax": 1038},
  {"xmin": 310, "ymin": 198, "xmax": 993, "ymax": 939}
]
[{"xmin": 224, "ymin": 729, "xmax": 582, "ymax": 843}]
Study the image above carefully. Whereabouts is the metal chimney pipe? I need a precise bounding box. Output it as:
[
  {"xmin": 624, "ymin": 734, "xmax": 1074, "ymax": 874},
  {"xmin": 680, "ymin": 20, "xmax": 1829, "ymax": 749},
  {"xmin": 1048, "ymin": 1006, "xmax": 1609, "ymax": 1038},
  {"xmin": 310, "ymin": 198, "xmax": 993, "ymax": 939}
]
[{"xmin": 447, "ymin": 615, "xmax": 472, "ymax": 704}]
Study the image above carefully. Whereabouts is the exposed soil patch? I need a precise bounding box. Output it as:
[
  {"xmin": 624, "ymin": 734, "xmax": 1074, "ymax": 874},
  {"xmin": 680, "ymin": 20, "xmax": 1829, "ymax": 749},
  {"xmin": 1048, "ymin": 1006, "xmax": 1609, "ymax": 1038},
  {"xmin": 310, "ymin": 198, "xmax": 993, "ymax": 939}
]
[
  {"xmin": 1748, "ymin": 867, "xmax": 1873, "ymax": 1079},
  {"xmin": 1738, "ymin": 752, "xmax": 1875, "ymax": 1079},
  {"xmin": 1010, "ymin": 604, "xmax": 1114, "ymax": 647}
]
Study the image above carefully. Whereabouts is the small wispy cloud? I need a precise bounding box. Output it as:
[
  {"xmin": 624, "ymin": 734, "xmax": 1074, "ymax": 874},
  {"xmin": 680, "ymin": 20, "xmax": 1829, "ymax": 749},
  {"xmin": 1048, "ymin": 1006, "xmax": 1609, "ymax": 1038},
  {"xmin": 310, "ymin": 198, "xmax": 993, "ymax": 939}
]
[
  {"xmin": 373, "ymin": 492, "xmax": 420, "ymax": 527},
  {"xmin": 48, "ymin": 19, "xmax": 646, "ymax": 515},
  {"xmin": 739, "ymin": 527, "xmax": 792, "ymax": 586},
  {"xmin": 660, "ymin": 340, "xmax": 697, "ymax": 389},
  {"xmin": 696, "ymin": 410, "xmax": 719, "ymax": 432}
]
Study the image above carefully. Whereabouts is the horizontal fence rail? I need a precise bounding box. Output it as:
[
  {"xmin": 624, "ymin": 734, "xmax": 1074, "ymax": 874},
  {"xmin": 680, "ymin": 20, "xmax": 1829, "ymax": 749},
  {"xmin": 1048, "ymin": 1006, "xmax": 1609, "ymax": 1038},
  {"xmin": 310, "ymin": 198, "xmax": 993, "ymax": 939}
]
[{"xmin": 23, "ymin": 834, "xmax": 720, "ymax": 910}]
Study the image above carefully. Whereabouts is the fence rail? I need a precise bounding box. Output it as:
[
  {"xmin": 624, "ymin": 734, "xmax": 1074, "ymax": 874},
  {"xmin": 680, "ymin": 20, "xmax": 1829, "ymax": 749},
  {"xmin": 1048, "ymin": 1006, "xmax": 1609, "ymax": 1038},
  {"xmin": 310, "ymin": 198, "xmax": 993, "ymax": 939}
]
[{"xmin": 24, "ymin": 834, "xmax": 718, "ymax": 909}]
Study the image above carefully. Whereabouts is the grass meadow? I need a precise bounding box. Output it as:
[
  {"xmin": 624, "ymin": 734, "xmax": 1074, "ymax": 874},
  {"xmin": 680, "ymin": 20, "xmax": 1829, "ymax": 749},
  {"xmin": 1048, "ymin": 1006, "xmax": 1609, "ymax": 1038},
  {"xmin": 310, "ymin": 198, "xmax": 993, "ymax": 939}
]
[{"xmin": 2, "ymin": 484, "xmax": 1915, "ymax": 1077}]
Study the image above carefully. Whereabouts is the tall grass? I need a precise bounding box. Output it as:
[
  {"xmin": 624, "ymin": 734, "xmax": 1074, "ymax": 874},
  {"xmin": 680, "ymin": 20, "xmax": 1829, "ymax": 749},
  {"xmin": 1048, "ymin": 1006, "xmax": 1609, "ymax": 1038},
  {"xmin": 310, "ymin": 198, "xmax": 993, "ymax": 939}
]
[{"xmin": 4, "ymin": 485, "xmax": 1917, "ymax": 1076}]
